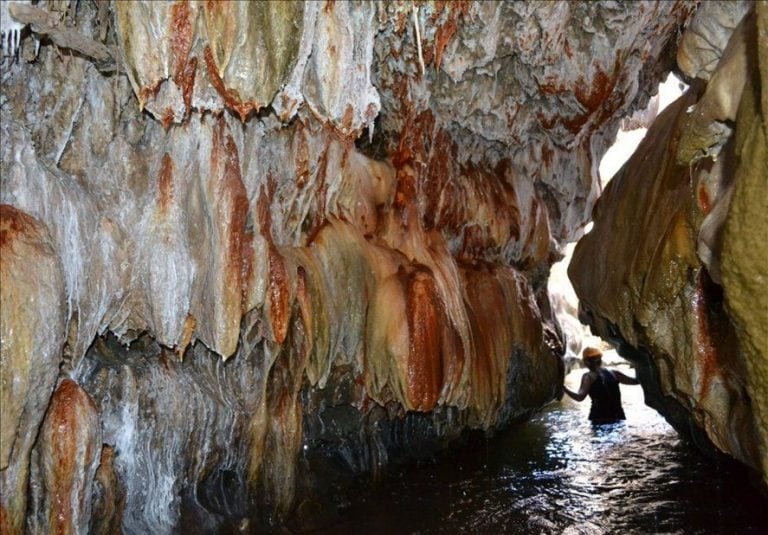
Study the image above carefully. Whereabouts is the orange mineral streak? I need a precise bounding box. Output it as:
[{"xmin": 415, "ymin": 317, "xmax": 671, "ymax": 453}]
[
  {"xmin": 422, "ymin": 128, "xmax": 455, "ymax": 230},
  {"xmin": 267, "ymin": 245, "xmax": 290, "ymax": 345},
  {"xmin": 256, "ymin": 187, "xmax": 274, "ymax": 243},
  {"xmin": 138, "ymin": 79, "xmax": 163, "ymax": 111},
  {"xmin": 567, "ymin": 58, "xmax": 623, "ymax": 134},
  {"xmin": 176, "ymin": 314, "xmax": 197, "ymax": 359},
  {"xmin": 157, "ymin": 153, "xmax": 174, "ymax": 213},
  {"xmin": 179, "ymin": 56, "xmax": 198, "ymax": 119},
  {"xmin": 170, "ymin": 0, "xmax": 197, "ymax": 120},
  {"xmin": 536, "ymin": 59, "xmax": 623, "ymax": 135},
  {"xmin": 323, "ymin": 0, "xmax": 336, "ymax": 14},
  {"xmin": 697, "ymin": 183, "xmax": 712, "ymax": 215},
  {"xmin": 0, "ymin": 204, "xmax": 40, "ymax": 251},
  {"xmin": 170, "ymin": 1, "xmax": 193, "ymax": 74},
  {"xmin": 564, "ymin": 39, "xmax": 573, "ymax": 59},
  {"xmin": 341, "ymin": 104, "xmax": 355, "ymax": 132},
  {"xmin": 161, "ymin": 109, "xmax": 175, "ymax": 130},
  {"xmin": 692, "ymin": 271, "xmax": 720, "ymax": 399},
  {"xmin": 44, "ymin": 379, "xmax": 99, "ymax": 535},
  {"xmin": 211, "ymin": 118, "xmax": 250, "ymax": 300},
  {"xmin": 0, "ymin": 505, "xmax": 8, "ymax": 534},
  {"xmin": 404, "ymin": 268, "xmax": 444, "ymax": 411},
  {"xmin": 432, "ymin": 5, "xmax": 466, "ymax": 71},
  {"xmin": 574, "ymin": 59, "xmax": 621, "ymax": 113},
  {"xmin": 463, "ymin": 266, "xmax": 511, "ymax": 421},
  {"xmin": 204, "ymin": 46, "xmax": 257, "ymax": 122},
  {"xmin": 541, "ymin": 145, "xmax": 554, "ymax": 168}
]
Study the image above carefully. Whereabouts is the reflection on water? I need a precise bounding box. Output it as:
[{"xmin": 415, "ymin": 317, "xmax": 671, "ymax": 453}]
[{"xmin": 325, "ymin": 365, "xmax": 768, "ymax": 534}]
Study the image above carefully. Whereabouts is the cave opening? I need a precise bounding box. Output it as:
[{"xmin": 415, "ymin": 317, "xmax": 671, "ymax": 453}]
[{"xmin": 1, "ymin": 1, "xmax": 766, "ymax": 533}]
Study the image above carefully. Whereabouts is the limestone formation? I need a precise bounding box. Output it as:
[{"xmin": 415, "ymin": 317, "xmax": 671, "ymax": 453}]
[
  {"xmin": 3, "ymin": 0, "xmax": 763, "ymax": 532},
  {"xmin": 570, "ymin": 4, "xmax": 767, "ymax": 485},
  {"xmin": 0, "ymin": 205, "xmax": 66, "ymax": 533}
]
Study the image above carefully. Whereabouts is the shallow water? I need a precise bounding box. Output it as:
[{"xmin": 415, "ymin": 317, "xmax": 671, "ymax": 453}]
[{"xmin": 325, "ymin": 364, "xmax": 768, "ymax": 534}]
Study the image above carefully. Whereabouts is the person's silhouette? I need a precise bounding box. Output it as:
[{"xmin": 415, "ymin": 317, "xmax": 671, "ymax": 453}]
[{"xmin": 563, "ymin": 347, "xmax": 639, "ymax": 424}]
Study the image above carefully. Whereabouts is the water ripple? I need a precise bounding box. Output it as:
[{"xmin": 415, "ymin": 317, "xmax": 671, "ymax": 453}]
[{"xmin": 324, "ymin": 367, "xmax": 768, "ymax": 534}]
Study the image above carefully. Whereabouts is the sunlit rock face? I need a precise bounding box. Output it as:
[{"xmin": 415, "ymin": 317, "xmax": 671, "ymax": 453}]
[
  {"xmin": 1, "ymin": 0, "xmax": 696, "ymax": 530},
  {"xmin": 570, "ymin": 4, "xmax": 768, "ymax": 487}
]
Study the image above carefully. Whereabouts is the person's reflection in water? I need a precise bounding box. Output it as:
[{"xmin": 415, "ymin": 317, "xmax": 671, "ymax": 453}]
[{"xmin": 563, "ymin": 347, "xmax": 640, "ymax": 424}]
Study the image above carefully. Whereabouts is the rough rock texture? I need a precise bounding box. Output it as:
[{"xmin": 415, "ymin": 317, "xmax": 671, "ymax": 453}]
[
  {"xmin": 0, "ymin": 0, "xmax": 711, "ymax": 531},
  {"xmin": 30, "ymin": 378, "xmax": 101, "ymax": 534},
  {"xmin": 570, "ymin": 5, "xmax": 768, "ymax": 486},
  {"xmin": 677, "ymin": 0, "xmax": 753, "ymax": 81},
  {"xmin": 0, "ymin": 205, "xmax": 65, "ymax": 534},
  {"xmin": 719, "ymin": 2, "xmax": 768, "ymax": 486}
]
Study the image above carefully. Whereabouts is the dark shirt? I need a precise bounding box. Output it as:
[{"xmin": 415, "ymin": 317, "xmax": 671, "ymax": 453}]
[{"xmin": 588, "ymin": 369, "xmax": 626, "ymax": 423}]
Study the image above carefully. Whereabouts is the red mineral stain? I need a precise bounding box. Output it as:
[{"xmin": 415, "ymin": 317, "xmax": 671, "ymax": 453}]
[
  {"xmin": 0, "ymin": 204, "xmax": 40, "ymax": 251},
  {"xmin": 256, "ymin": 188, "xmax": 273, "ymax": 242},
  {"xmin": 341, "ymin": 104, "xmax": 355, "ymax": 132},
  {"xmin": 536, "ymin": 112, "xmax": 557, "ymax": 130},
  {"xmin": 204, "ymin": 45, "xmax": 257, "ymax": 122},
  {"xmin": 176, "ymin": 314, "xmax": 197, "ymax": 359},
  {"xmin": 540, "ymin": 145, "xmax": 553, "ymax": 168},
  {"xmin": 692, "ymin": 271, "xmax": 720, "ymax": 399},
  {"xmin": 463, "ymin": 266, "xmax": 511, "ymax": 415},
  {"xmin": 161, "ymin": 108, "xmax": 175, "ymax": 130},
  {"xmin": 0, "ymin": 505, "xmax": 8, "ymax": 534},
  {"xmin": 179, "ymin": 56, "xmax": 198, "ymax": 120},
  {"xmin": 44, "ymin": 379, "xmax": 99, "ymax": 535},
  {"xmin": 170, "ymin": 1, "xmax": 193, "ymax": 74},
  {"xmin": 536, "ymin": 77, "xmax": 567, "ymax": 96},
  {"xmin": 563, "ymin": 39, "xmax": 573, "ymax": 59},
  {"xmin": 138, "ymin": 79, "xmax": 163, "ymax": 109},
  {"xmin": 268, "ymin": 245, "xmax": 290, "ymax": 344},
  {"xmin": 493, "ymin": 158, "xmax": 521, "ymax": 239},
  {"xmin": 404, "ymin": 267, "xmax": 444, "ymax": 411},
  {"xmin": 697, "ymin": 183, "xmax": 711, "ymax": 215},
  {"xmin": 569, "ymin": 58, "xmax": 622, "ymax": 132},
  {"xmin": 157, "ymin": 153, "xmax": 174, "ymax": 212},
  {"xmin": 433, "ymin": 17, "xmax": 459, "ymax": 70},
  {"xmin": 422, "ymin": 128, "xmax": 454, "ymax": 230},
  {"xmin": 170, "ymin": 1, "xmax": 197, "ymax": 119},
  {"xmin": 441, "ymin": 322, "xmax": 465, "ymax": 397},
  {"xmin": 211, "ymin": 119, "xmax": 250, "ymax": 307},
  {"xmin": 395, "ymin": 10, "xmax": 408, "ymax": 34}
]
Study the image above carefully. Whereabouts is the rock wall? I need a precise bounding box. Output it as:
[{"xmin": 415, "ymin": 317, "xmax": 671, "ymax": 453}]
[
  {"xmin": 1, "ymin": 1, "xmax": 696, "ymax": 531},
  {"xmin": 570, "ymin": 3, "xmax": 767, "ymax": 487}
]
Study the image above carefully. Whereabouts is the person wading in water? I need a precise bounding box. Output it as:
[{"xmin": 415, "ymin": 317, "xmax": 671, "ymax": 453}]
[{"xmin": 563, "ymin": 347, "xmax": 640, "ymax": 424}]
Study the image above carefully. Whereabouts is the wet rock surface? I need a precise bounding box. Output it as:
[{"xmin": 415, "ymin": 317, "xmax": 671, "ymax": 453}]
[
  {"xmin": 3, "ymin": 0, "xmax": 764, "ymax": 532},
  {"xmin": 570, "ymin": 4, "xmax": 767, "ymax": 488}
]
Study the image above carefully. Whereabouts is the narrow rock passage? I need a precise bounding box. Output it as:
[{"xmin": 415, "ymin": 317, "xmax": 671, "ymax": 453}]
[{"xmin": 322, "ymin": 359, "xmax": 768, "ymax": 534}]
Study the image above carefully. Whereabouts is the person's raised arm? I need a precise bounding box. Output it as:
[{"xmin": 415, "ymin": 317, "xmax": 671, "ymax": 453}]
[
  {"xmin": 563, "ymin": 373, "xmax": 595, "ymax": 402},
  {"xmin": 612, "ymin": 369, "xmax": 640, "ymax": 385}
]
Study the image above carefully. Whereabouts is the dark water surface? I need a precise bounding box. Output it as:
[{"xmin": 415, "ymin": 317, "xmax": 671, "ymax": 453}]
[{"xmin": 322, "ymin": 365, "xmax": 768, "ymax": 534}]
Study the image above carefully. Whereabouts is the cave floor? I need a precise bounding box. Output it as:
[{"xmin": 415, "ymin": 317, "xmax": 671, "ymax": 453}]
[{"xmin": 316, "ymin": 364, "xmax": 768, "ymax": 534}]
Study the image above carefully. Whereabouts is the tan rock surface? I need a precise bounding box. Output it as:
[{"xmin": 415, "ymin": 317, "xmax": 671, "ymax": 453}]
[{"xmin": 0, "ymin": 205, "xmax": 65, "ymax": 534}]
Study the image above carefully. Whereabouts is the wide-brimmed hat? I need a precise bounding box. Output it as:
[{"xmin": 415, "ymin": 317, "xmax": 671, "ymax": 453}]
[{"xmin": 582, "ymin": 347, "xmax": 603, "ymax": 360}]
